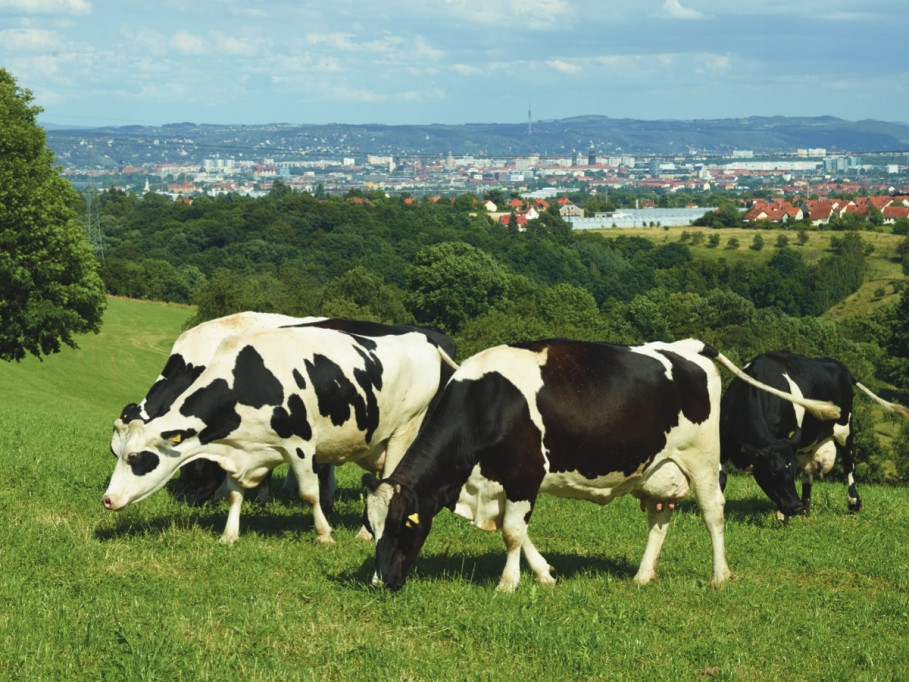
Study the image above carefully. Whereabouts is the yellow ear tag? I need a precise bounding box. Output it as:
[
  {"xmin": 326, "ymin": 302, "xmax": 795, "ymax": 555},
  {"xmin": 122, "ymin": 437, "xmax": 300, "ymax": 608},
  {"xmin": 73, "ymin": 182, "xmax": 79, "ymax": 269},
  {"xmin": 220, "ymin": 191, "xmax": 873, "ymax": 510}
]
[
  {"xmin": 788, "ymin": 431, "xmax": 795, "ymax": 439},
  {"xmin": 405, "ymin": 513, "xmax": 420, "ymax": 528},
  {"xmin": 171, "ymin": 433, "xmax": 183, "ymax": 445}
]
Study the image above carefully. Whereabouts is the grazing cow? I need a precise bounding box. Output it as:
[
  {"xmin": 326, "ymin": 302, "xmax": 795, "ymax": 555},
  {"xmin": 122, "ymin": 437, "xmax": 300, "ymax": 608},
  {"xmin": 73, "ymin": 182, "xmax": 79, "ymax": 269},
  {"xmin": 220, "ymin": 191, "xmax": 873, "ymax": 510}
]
[
  {"xmin": 363, "ymin": 338, "xmax": 840, "ymax": 592},
  {"xmin": 111, "ymin": 312, "xmax": 337, "ymax": 513},
  {"xmin": 720, "ymin": 350, "xmax": 909, "ymax": 518},
  {"xmin": 104, "ymin": 321, "xmax": 457, "ymax": 544},
  {"xmin": 166, "ymin": 318, "xmax": 458, "ymax": 530}
]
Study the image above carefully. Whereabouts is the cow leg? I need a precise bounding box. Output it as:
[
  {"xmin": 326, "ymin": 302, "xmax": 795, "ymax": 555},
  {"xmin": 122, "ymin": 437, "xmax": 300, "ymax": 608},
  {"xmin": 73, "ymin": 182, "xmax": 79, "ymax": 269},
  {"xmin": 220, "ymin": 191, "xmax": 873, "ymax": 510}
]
[
  {"xmin": 497, "ymin": 499, "xmax": 533, "ymax": 592},
  {"xmin": 835, "ymin": 423, "xmax": 862, "ymax": 512},
  {"xmin": 287, "ymin": 453, "xmax": 334, "ymax": 543},
  {"xmin": 521, "ymin": 536, "xmax": 556, "ymax": 588},
  {"xmin": 637, "ymin": 458, "xmax": 727, "ymax": 585},
  {"xmin": 220, "ymin": 478, "xmax": 245, "ymax": 545},
  {"xmin": 635, "ymin": 499, "xmax": 673, "ymax": 585},
  {"xmin": 800, "ymin": 473, "xmax": 814, "ymax": 515},
  {"xmin": 694, "ymin": 483, "xmax": 730, "ymax": 586}
]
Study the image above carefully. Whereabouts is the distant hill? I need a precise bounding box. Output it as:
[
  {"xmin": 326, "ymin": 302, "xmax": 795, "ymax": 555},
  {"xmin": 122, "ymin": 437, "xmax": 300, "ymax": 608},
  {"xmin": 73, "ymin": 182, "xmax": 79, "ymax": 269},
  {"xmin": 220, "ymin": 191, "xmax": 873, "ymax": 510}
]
[{"xmin": 44, "ymin": 115, "xmax": 909, "ymax": 168}]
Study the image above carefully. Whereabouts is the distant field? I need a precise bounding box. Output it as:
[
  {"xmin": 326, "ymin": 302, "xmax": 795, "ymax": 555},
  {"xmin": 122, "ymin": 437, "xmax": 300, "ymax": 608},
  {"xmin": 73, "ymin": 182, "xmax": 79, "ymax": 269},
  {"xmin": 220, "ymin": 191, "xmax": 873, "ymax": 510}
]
[
  {"xmin": 0, "ymin": 297, "xmax": 907, "ymax": 679},
  {"xmin": 592, "ymin": 225, "xmax": 906, "ymax": 318}
]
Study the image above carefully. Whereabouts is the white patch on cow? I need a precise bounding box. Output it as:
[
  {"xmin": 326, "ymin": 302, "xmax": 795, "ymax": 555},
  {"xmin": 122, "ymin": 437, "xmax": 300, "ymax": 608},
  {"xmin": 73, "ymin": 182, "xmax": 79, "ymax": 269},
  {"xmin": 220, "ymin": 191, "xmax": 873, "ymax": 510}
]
[
  {"xmin": 454, "ymin": 464, "xmax": 506, "ymax": 531},
  {"xmin": 782, "ymin": 373, "xmax": 806, "ymax": 427},
  {"xmin": 633, "ymin": 338, "xmax": 708, "ymax": 382}
]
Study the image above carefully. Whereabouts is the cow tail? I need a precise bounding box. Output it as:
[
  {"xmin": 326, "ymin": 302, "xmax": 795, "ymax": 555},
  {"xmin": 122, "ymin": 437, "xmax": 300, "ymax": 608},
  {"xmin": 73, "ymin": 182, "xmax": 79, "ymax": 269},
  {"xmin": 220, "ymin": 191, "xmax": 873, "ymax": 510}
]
[
  {"xmin": 854, "ymin": 382, "xmax": 909, "ymax": 419},
  {"xmin": 707, "ymin": 347, "xmax": 842, "ymax": 420},
  {"xmin": 438, "ymin": 348, "xmax": 460, "ymax": 372}
]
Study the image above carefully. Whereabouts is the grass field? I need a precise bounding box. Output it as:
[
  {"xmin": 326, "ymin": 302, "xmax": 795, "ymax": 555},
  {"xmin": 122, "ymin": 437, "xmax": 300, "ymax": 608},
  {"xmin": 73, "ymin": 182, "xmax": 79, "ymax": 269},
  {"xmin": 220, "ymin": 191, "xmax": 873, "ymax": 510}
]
[{"xmin": 1, "ymin": 297, "xmax": 908, "ymax": 680}]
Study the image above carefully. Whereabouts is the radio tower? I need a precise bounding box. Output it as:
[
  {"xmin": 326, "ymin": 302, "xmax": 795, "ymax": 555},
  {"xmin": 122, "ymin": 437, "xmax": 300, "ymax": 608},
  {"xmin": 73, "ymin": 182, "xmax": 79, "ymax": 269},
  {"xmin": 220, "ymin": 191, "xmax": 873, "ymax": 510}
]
[{"xmin": 83, "ymin": 144, "xmax": 104, "ymax": 259}]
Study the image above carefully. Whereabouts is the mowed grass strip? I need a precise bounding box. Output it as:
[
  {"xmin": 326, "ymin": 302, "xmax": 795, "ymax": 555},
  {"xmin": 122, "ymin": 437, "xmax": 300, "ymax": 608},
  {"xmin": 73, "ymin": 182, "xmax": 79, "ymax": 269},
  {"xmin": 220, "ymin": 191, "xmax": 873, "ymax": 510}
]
[{"xmin": 0, "ymin": 297, "xmax": 907, "ymax": 680}]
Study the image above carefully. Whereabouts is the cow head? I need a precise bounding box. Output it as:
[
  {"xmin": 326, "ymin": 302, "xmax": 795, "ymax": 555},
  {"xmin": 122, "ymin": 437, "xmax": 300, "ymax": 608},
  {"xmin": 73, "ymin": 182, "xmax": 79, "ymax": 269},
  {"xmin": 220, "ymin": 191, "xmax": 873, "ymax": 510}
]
[
  {"xmin": 748, "ymin": 442, "xmax": 806, "ymax": 517},
  {"xmin": 363, "ymin": 474, "xmax": 431, "ymax": 592},
  {"xmin": 103, "ymin": 416, "xmax": 204, "ymax": 511}
]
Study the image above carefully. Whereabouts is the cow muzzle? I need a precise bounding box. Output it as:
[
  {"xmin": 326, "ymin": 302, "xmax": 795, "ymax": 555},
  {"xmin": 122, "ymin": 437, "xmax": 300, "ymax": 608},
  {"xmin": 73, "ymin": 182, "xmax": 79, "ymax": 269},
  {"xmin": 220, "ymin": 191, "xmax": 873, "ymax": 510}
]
[{"xmin": 102, "ymin": 493, "xmax": 127, "ymax": 511}]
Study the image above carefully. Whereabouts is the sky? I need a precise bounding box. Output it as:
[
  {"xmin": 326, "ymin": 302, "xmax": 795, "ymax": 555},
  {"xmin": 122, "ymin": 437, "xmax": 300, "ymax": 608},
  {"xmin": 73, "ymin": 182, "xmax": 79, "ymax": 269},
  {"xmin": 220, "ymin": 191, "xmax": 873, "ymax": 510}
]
[{"xmin": 2, "ymin": 0, "xmax": 908, "ymax": 128}]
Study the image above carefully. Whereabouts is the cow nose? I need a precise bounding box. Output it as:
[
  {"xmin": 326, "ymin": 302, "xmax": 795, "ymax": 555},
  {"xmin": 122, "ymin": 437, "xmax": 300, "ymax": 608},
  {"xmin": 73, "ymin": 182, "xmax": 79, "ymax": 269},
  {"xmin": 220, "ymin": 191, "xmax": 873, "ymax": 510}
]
[{"xmin": 103, "ymin": 495, "xmax": 114, "ymax": 509}]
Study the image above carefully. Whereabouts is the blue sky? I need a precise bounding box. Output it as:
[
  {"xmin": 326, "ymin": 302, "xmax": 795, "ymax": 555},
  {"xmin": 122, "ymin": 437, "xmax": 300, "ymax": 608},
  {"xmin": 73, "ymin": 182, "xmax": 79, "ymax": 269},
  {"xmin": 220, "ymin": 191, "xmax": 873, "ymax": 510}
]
[{"xmin": 2, "ymin": 0, "xmax": 908, "ymax": 128}]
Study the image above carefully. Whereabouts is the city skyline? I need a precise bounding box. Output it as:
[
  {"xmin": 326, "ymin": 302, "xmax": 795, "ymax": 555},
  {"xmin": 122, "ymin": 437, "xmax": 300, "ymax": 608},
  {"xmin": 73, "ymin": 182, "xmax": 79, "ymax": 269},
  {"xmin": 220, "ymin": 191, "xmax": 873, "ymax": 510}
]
[{"xmin": 2, "ymin": 0, "xmax": 908, "ymax": 129}]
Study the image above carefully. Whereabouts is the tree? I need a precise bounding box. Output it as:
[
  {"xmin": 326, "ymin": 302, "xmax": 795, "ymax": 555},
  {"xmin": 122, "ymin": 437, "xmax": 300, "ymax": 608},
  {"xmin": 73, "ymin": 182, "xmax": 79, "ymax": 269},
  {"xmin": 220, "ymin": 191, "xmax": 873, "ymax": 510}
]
[
  {"xmin": 404, "ymin": 242, "xmax": 509, "ymax": 333},
  {"xmin": 0, "ymin": 69, "xmax": 105, "ymax": 361}
]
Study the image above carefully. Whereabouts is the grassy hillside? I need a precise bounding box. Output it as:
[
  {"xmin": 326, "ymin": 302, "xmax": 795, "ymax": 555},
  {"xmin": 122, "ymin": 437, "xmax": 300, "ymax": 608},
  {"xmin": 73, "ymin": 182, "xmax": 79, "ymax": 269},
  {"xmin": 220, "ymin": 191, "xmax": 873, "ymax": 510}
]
[
  {"xmin": 0, "ymin": 297, "xmax": 907, "ymax": 678},
  {"xmin": 594, "ymin": 225, "xmax": 906, "ymax": 319}
]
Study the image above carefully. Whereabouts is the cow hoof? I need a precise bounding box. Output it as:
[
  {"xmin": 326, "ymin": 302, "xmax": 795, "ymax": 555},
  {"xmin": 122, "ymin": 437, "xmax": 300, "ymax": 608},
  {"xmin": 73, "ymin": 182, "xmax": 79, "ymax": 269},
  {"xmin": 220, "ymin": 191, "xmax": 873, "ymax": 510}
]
[
  {"xmin": 219, "ymin": 534, "xmax": 238, "ymax": 545},
  {"xmin": 537, "ymin": 574, "xmax": 557, "ymax": 588},
  {"xmin": 355, "ymin": 526, "xmax": 374, "ymax": 542},
  {"xmin": 848, "ymin": 500, "xmax": 863, "ymax": 513},
  {"xmin": 495, "ymin": 578, "xmax": 519, "ymax": 593},
  {"xmin": 633, "ymin": 572, "xmax": 656, "ymax": 586},
  {"xmin": 316, "ymin": 534, "xmax": 336, "ymax": 545}
]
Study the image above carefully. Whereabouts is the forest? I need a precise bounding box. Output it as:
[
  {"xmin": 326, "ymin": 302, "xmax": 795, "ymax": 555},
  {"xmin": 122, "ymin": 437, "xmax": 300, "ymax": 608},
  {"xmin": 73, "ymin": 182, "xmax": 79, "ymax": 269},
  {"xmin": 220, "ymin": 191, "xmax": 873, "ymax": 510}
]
[{"xmin": 91, "ymin": 183, "xmax": 909, "ymax": 483}]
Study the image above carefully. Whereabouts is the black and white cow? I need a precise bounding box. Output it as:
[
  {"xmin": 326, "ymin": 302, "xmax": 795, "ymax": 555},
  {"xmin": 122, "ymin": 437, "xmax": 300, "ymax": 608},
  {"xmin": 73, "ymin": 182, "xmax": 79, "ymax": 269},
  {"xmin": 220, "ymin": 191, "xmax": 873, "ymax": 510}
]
[
  {"xmin": 162, "ymin": 318, "xmax": 456, "ymax": 516},
  {"xmin": 720, "ymin": 350, "xmax": 909, "ymax": 519},
  {"xmin": 363, "ymin": 338, "xmax": 840, "ymax": 592},
  {"xmin": 111, "ymin": 312, "xmax": 336, "ymax": 513},
  {"xmin": 104, "ymin": 321, "xmax": 457, "ymax": 544}
]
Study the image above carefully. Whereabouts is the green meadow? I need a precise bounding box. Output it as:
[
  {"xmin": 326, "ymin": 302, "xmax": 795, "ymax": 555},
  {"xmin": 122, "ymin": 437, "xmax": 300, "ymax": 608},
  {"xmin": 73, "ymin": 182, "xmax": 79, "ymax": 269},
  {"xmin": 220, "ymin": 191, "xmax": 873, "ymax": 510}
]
[{"xmin": 0, "ymin": 297, "xmax": 907, "ymax": 680}]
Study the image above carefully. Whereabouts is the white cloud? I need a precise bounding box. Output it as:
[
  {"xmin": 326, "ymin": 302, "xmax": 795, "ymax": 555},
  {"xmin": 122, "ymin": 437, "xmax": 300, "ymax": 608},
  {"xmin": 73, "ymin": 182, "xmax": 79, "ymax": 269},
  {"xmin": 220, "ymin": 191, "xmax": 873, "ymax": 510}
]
[
  {"xmin": 171, "ymin": 30, "xmax": 207, "ymax": 55},
  {"xmin": 440, "ymin": 0, "xmax": 574, "ymax": 30},
  {"xmin": 0, "ymin": 27, "xmax": 60, "ymax": 50},
  {"xmin": 452, "ymin": 63, "xmax": 482, "ymax": 76},
  {"xmin": 662, "ymin": 0, "xmax": 706, "ymax": 20},
  {"xmin": 549, "ymin": 59, "xmax": 580, "ymax": 74},
  {"xmin": 0, "ymin": 0, "xmax": 90, "ymax": 14}
]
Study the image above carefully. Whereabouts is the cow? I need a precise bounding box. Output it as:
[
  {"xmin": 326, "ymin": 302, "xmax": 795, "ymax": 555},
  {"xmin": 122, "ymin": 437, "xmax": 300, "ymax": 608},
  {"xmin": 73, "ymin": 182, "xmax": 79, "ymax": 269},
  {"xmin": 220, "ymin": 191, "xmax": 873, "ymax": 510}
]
[
  {"xmin": 163, "ymin": 318, "xmax": 459, "ymax": 533},
  {"xmin": 363, "ymin": 338, "xmax": 840, "ymax": 592},
  {"xmin": 719, "ymin": 350, "xmax": 909, "ymax": 519},
  {"xmin": 111, "ymin": 312, "xmax": 337, "ymax": 513},
  {"xmin": 104, "ymin": 321, "xmax": 458, "ymax": 545}
]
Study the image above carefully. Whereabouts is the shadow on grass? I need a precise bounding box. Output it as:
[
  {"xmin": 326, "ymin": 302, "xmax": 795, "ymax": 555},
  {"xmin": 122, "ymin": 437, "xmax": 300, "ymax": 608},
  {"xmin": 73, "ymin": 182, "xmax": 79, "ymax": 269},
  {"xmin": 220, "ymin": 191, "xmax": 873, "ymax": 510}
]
[
  {"xmin": 335, "ymin": 545, "xmax": 638, "ymax": 591},
  {"xmin": 94, "ymin": 493, "xmax": 369, "ymax": 542}
]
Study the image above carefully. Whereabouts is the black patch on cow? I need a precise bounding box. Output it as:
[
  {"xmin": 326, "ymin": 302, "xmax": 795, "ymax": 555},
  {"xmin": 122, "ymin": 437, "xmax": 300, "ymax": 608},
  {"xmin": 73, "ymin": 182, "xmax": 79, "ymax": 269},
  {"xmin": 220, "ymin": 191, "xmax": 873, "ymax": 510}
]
[
  {"xmin": 656, "ymin": 349, "xmax": 712, "ymax": 425},
  {"xmin": 180, "ymin": 378, "xmax": 242, "ymax": 445},
  {"xmin": 232, "ymin": 345, "xmax": 285, "ymax": 408},
  {"xmin": 142, "ymin": 354, "xmax": 207, "ymax": 421},
  {"xmin": 296, "ymin": 447, "xmax": 307, "ymax": 460},
  {"xmin": 392, "ymin": 372, "xmax": 547, "ymax": 509},
  {"xmin": 292, "ymin": 368, "xmax": 307, "ymax": 390},
  {"xmin": 129, "ymin": 450, "xmax": 160, "ymax": 476},
  {"xmin": 271, "ymin": 394, "xmax": 312, "ymax": 440},
  {"xmin": 306, "ymin": 352, "xmax": 381, "ymax": 441},
  {"xmin": 470, "ymin": 375, "xmax": 547, "ymax": 504},
  {"xmin": 533, "ymin": 340, "xmax": 703, "ymax": 478}
]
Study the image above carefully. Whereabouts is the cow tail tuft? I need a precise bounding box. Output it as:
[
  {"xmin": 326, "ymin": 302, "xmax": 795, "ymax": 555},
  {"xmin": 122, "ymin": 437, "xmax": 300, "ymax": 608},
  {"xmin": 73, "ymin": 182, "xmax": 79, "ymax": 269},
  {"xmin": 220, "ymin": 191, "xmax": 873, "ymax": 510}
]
[{"xmin": 855, "ymin": 382, "xmax": 909, "ymax": 420}]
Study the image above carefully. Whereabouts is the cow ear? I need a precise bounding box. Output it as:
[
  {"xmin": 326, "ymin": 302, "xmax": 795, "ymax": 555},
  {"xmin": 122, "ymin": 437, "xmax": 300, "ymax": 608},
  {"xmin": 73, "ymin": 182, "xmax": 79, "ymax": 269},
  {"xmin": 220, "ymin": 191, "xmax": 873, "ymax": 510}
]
[
  {"xmin": 162, "ymin": 429, "xmax": 196, "ymax": 446},
  {"xmin": 362, "ymin": 473, "xmax": 381, "ymax": 494},
  {"xmin": 120, "ymin": 403, "xmax": 140, "ymax": 421}
]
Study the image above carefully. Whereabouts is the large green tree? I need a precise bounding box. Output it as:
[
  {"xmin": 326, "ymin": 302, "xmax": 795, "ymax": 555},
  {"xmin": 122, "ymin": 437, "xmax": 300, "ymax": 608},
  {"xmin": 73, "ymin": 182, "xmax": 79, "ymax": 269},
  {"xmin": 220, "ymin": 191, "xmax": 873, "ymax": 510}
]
[
  {"xmin": 0, "ymin": 69, "xmax": 105, "ymax": 361},
  {"xmin": 405, "ymin": 241, "xmax": 509, "ymax": 333}
]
